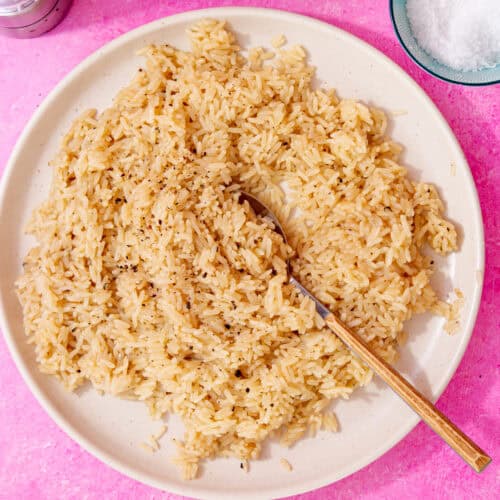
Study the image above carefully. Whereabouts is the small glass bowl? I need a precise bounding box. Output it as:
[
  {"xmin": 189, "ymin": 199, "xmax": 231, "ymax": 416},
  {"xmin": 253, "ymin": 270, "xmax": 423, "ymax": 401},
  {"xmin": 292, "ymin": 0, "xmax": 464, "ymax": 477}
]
[{"xmin": 390, "ymin": 0, "xmax": 500, "ymax": 86}]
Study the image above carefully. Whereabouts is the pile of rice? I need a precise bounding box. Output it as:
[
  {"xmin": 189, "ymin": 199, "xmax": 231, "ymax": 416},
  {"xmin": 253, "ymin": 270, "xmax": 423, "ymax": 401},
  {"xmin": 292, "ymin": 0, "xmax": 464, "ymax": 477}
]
[{"xmin": 17, "ymin": 20, "xmax": 459, "ymax": 479}]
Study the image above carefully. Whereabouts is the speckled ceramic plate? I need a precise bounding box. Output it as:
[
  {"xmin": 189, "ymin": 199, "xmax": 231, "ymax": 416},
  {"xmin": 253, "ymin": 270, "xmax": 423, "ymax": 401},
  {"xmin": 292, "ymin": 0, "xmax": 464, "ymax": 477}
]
[{"xmin": 0, "ymin": 7, "xmax": 484, "ymax": 499}]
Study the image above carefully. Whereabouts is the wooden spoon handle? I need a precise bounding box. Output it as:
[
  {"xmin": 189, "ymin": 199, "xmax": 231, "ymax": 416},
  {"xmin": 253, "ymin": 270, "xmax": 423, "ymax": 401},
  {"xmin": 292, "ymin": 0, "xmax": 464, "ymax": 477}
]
[{"xmin": 324, "ymin": 313, "xmax": 491, "ymax": 472}]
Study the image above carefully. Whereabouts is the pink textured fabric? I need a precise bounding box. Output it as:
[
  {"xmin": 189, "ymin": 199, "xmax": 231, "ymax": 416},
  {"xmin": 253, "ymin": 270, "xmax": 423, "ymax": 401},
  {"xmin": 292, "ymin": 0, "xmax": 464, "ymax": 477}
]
[{"xmin": 0, "ymin": 1, "xmax": 498, "ymax": 498}]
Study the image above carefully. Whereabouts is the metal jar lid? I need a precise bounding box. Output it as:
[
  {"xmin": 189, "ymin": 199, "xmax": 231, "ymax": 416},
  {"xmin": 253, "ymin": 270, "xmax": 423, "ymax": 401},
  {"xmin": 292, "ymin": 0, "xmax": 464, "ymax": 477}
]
[{"xmin": 0, "ymin": 0, "xmax": 72, "ymax": 38}]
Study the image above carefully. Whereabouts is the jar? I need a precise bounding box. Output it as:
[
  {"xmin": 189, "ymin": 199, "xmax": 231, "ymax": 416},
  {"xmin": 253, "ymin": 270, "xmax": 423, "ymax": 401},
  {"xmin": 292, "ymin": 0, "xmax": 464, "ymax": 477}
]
[{"xmin": 0, "ymin": 0, "xmax": 72, "ymax": 38}]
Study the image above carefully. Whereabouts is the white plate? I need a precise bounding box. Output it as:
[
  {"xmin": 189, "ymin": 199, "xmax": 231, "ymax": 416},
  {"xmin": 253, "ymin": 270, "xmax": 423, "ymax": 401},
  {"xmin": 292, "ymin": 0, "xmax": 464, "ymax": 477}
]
[{"xmin": 0, "ymin": 7, "xmax": 484, "ymax": 499}]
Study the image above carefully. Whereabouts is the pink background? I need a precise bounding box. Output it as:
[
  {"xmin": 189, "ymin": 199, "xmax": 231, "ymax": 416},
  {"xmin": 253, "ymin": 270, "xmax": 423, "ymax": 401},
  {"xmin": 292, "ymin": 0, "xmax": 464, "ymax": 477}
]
[{"xmin": 0, "ymin": 1, "xmax": 498, "ymax": 498}]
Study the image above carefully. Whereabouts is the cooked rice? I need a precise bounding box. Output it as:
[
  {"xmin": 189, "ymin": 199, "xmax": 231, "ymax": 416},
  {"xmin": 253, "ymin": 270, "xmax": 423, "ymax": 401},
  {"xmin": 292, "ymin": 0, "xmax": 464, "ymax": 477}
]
[
  {"xmin": 390, "ymin": 109, "xmax": 408, "ymax": 116},
  {"xmin": 141, "ymin": 423, "xmax": 168, "ymax": 453},
  {"xmin": 16, "ymin": 19, "xmax": 459, "ymax": 479},
  {"xmin": 450, "ymin": 161, "xmax": 457, "ymax": 176},
  {"xmin": 140, "ymin": 442, "xmax": 155, "ymax": 454},
  {"xmin": 154, "ymin": 424, "xmax": 168, "ymax": 441},
  {"xmin": 280, "ymin": 457, "xmax": 293, "ymax": 471},
  {"xmin": 321, "ymin": 411, "xmax": 339, "ymax": 432},
  {"xmin": 147, "ymin": 435, "xmax": 160, "ymax": 451},
  {"xmin": 271, "ymin": 34, "xmax": 286, "ymax": 48}
]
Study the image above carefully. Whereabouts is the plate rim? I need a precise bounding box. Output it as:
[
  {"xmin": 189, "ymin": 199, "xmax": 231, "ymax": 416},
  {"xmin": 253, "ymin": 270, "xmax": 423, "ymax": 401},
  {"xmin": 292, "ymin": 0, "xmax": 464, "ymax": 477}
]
[{"xmin": 0, "ymin": 6, "xmax": 485, "ymax": 499}]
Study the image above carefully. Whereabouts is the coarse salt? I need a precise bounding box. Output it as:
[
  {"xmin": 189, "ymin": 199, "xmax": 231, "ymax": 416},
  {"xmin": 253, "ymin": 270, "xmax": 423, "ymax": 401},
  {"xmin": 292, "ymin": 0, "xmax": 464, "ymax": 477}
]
[{"xmin": 406, "ymin": 0, "xmax": 500, "ymax": 71}]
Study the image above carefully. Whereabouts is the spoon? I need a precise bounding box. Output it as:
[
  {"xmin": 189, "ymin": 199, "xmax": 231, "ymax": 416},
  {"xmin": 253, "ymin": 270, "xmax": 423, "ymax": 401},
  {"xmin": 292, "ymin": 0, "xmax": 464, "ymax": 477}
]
[{"xmin": 239, "ymin": 191, "xmax": 491, "ymax": 472}]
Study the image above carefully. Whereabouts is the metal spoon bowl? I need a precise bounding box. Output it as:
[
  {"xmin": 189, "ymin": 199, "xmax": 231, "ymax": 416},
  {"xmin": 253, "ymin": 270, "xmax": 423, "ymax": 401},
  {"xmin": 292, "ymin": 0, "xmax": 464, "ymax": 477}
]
[{"xmin": 239, "ymin": 191, "xmax": 490, "ymax": 472}]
